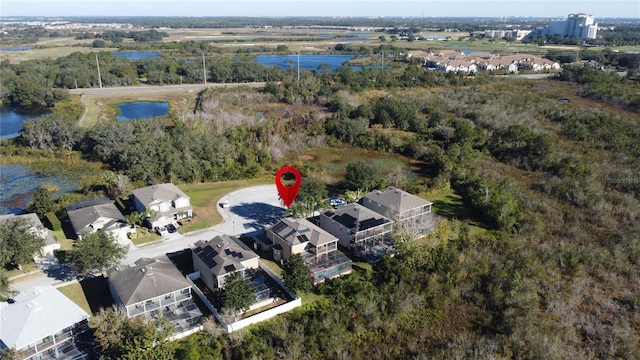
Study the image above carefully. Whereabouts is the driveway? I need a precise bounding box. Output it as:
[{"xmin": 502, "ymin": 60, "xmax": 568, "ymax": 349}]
[
  {"xmin": 11, "ymin": 185, "xmax": 286, "ymax": 291},
  {"xmin": 215, "ymin": 184, "xmax": 285, "ymax": 236},
  {"xmin": 123, "ymin": 184, "xmax": 284, "ymax": 263}
]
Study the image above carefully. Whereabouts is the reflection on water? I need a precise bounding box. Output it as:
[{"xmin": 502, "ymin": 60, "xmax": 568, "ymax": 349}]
[
  {"xmin": 0, "ymin": 164, "xmax": 78, "ymax": 215},
  {"xmin": 116, "ymin": 102, "xmax": 169, "ymax": 121}
]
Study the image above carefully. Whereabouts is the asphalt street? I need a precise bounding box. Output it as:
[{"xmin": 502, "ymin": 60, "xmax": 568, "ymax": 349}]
[{"xmin": 11, "ymin": 185, "xmax": 285, "ymax": 292}]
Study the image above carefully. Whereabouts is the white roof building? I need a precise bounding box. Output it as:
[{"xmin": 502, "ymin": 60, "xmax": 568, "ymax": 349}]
[{"xmin": 0, "ymin": 286, "xmax": 91, "ymax": 359}]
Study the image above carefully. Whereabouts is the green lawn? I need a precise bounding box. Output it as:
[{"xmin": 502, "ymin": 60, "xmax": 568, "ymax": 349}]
[
  {"xmin": 428, "ymin": 186, "xmax": 488, "ymax": 237},
  {"xmin": 58, "ymin": 282, "xmax": 92, "ymax": 314},
  {"xmin": 6, "ymin": 262, "xmax": 38, "ymax": 279},
  {"xmin": 299, "ymin": 291, "xmax": 325, "ymax": 306}
]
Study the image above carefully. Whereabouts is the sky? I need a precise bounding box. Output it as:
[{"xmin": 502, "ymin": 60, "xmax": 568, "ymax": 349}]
[{"xmin": 1, "ymin": 0, "xmax": 639, "ymax": 19}]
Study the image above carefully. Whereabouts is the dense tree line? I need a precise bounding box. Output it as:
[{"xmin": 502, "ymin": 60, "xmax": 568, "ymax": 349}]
[{"xmin": 0, "ymin": 51, "xmax": 290, "ymax": 107}]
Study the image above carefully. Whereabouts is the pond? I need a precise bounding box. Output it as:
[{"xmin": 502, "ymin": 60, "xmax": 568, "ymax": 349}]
[
  {"xmin": 255, "ymin": 54, "xmax": 356, "ymax": 72},
  {"xmin": 0, "ymin": 108, "xmax": 44, "ymax": 140},
  {"xmin": 0, "ymin": 164, "xmax": 78, "ymax": 215},
  {"xmin": 112, "ymin": 51, "xmax": 160, "ymax": 60},
  {"xmin": 1, "ymin": 46, "xmax": 33, "ymax": 51},
  {"xmin": 116, "ymin": 101, "xmax": 170, "ymax": 121}
]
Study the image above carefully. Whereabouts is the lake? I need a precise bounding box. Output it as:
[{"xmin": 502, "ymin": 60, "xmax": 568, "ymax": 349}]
[
  {"xmin": 0, "ymin": 164, "xmax": 78, "ymax": 215},
  {"xmin": 0, "ymin": 108, "xmax": 43, "ymax": 140},
  {"xmin": 255, "ymin": 54, "xmax": 356, "ymax": 71},
  {"xmin": 112, "ymin": 51, "xmax": 160, "ymax": 60},
  {"xmin": 116, "ymin": 102, "xmax": 169, "ymax": 121}
]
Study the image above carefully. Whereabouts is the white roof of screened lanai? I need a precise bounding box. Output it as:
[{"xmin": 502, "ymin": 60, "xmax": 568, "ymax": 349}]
[{"xmin": 0, "ymin": 286, "xmax": 89, "ymax": 350}]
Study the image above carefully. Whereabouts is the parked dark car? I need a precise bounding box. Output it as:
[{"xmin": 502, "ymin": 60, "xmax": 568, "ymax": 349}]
[{"xmin": 166, "ymin": 223, "xmax": 177, "ymax": 233}]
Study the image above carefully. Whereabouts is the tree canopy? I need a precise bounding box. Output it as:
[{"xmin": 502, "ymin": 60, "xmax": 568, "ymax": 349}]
[
  {"xmin": 282, "ymin": 253, "xmax": 312, "ymax": 295},
  {"xmin": 27, "ymin": 187, "xmax": 55, "ymax": 218},
  {"xmin": 0, "ymin": 217, "xmax": 45, "ymax": 267},
  {"xmin": 70, "ymin": 231, "xmax": 128, "ymax": 274},
  {"xmin": 0, "ymin": 269, "xmax": 16, "ymax": 302},
  {"xmin": 344, "ymin": 160, "xmax": 380, "ymax": 198},
  {"xmin": 92, "ymin": 308, "xmax": 175, "ymax": 360},
  {"xmin": 222, "ymin": 272, "xmax": 254, "ymax": 313}
]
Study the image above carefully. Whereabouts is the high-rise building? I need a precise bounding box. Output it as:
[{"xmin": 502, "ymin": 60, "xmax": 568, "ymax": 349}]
[{"xmin": 546, "ymin": 13, "xmax": 598, "ymax": 39}]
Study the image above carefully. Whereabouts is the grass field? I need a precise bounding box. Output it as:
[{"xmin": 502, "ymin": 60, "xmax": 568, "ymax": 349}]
[
  {"xmin": 0, "ymin": 45, "xmax": 115, "ymax": 64},
  {"xmin": 286, "ymin": 144, "xmax": 426, "ymax": 188}
]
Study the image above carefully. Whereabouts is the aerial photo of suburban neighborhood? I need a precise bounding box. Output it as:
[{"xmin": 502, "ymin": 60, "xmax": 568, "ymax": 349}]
[{"xmin": 1, "ymin": 0, "xmax": 639, "ymax": 359}]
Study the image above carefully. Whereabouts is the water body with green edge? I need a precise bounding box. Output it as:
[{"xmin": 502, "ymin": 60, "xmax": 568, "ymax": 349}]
[
  {"xmin": 116, "ymin": 102, "xmax": 169, "ymax": 121},
  {"xmin": 0, "ymin": 164, "xmax": 80, "ymax": 215}
]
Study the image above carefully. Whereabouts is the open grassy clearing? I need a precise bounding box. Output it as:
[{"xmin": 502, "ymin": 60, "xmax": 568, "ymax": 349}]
[
  {"xmin": 286, "ymin": 145, "xmax": 426, "ymax": 187},
  {"xmin": 0, "ymin": 46, "xmax": 114, "ymax": 64}
]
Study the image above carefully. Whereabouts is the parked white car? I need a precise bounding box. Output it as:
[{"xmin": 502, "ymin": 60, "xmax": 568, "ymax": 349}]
[{"xmin": 330, "ymin": 197, "xmax": 346, "ymax": 207}]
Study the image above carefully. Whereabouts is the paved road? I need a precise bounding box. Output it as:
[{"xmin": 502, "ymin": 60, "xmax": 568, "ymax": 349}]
[
  {"xmin": 69, "ymin": 82, "xmax": 266, "ymax": 96},
  {"xmin": 11, "ymin": 185, "xmax": 285, "ymax": 292}
]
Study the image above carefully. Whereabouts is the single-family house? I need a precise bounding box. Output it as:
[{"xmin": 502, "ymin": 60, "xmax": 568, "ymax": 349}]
[
  {"xmin": 66, "ymin": 198, "xmax": 129, "ymax": 243},
  {"xmin": 266, "ymin": 217, "xmax": 352, "ymax": 284},
  {"xmin": 66, "ymin": 198, "xmax": 133, "ymax": 245},
  {"xmin": 0, "ymin": 286, "xmax": 91, "ymax": 360},
  {"xmin": 192, "ymin": 235, "xmax": 260, "ymax": 290},
  {"xmin": 361, "ymin": 186, "xmax": 435, "ymax": 237},
  {"xmin": 0, "ymin": 213, "xmax": 59, "ymax": 258},
  {"xmin": 107, "ymin": 256, "xmax": 203, "ymax": 335},
  {"xmin": 131, "ymin": 183, "xmax": 193, "ymax": 229},
  {"xmin": 318, "ymin": 203, "xmax": 393, "ymax": 261}
]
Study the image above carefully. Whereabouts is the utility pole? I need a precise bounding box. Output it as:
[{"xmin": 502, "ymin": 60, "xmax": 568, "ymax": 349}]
[
  {"xmin": 381, "ymin": 51, "xmax": 384, "ymax": 69},
  {"xmin": 96, "ymin": 55, "xmax": 102, "ymax": 89},
  {"xmin": 202, "ymin": 53, "xmax": 207, "ymax": 84}
]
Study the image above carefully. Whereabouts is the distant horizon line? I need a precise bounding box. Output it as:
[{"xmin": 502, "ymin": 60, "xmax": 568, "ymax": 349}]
[{"xmin": 1, "ymin": 15, "xmax": 637, "ymax": 19}]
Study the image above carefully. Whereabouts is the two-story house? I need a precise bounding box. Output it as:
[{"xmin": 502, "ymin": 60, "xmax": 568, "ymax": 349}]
[
  {"xmin": 131, "ymin": 183, "xmax": 193, "ymax": 229},
  {"xmin": 66, "ymin": 198, "xmax": 130, "ymax": 244},
  {"xmin": 361, "ymin": 186, "xmax": 435, "ymax": 237},
  {"xmin": 0, "ymin": 286, "xmax": 91, "ymax": 360},
  {"xmin": 266, "ymin": 217, "xmax": 352, "ymax": 284},
  {"xmin": 107, "ymin": 256, "xmax": 203, "ymax": 336},
  {"xmin": 192, "ymin": 235, "xmax": 260, "ymax": 290},
  {"xmin": 318, "ymin": 203, "xmax": 393, "ymax": 261}
]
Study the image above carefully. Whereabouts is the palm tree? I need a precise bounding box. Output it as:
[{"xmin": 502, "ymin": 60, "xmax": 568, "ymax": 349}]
[{"xmin": 124, "ymin": 211, "xmax": 142, "ymax": 230}]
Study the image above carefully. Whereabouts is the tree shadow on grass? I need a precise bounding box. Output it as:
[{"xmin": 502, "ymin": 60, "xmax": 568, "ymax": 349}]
[
  {"xmin": 432, "ymin": 194, "xmax": 486, "ymax": 228},
  {"xmin": 230, "ymin": 202, "xmax": 286, "ymax": 232},
  {"xmin": 79, "ymin": 275, "xmax": 115, "ymax": 315}
]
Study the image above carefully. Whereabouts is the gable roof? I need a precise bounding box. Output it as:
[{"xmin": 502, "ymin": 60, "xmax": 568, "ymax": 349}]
[
  {"xmin": 0, "ymin": 286, "xmax": 89, "ymax": 350},
  {"xmin": 67, "ymin": 201, "xmax": 125, "ymax": 235},
  {"xmin": 131, "ymin": 183, "xmax": 190, "ymax": 207},
  {"xmin": 363, "ymin": 187, "xmax": 432, "ymax": 214},
  {"xmin": 269, "ymin": 217, "xmax": 337, "ymax": 247},
  {"xmin": 193, "ymin": 235, "xmax": 259, "ymax": 276},
  {"xmin": 107, "ymin": 256, "xmax": 192, "ymax": 306},
  {"xmin": 323, "ymin": 203, "xmax": 392, "ymax": 232},
  {"xmin": 0, "ymin": 213, "xmax": 57, "ymax": 247}
]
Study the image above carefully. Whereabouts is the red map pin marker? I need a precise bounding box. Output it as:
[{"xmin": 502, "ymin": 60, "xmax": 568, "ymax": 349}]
[{"xmin": 275, "ymin": 165, "xmax": 301, "ymax": 208}]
